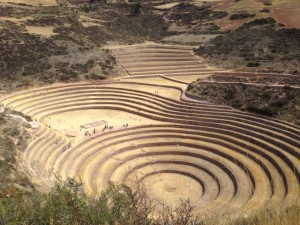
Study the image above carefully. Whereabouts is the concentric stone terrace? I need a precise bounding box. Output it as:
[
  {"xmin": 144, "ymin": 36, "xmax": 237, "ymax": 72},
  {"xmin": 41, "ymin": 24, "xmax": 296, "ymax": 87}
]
[{"xmin": 1, "ymin": 43, "xmax": 299, "ymax": 216}]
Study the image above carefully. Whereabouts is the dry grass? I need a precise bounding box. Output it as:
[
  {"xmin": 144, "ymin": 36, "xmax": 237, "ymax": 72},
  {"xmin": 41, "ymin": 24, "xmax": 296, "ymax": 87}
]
[{"xmin": 219, "ymin": 203, "xmax": 300, "ymax": 225}]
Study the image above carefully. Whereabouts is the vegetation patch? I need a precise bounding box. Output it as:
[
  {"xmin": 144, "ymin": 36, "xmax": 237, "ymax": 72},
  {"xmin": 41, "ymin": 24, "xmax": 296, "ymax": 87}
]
[
  {"xmin": 229, "ymin": 12, "xmax": 255, "ymax": 20},
  {"xmin": 187, "ymin": 75, "xmax": 300, "ymax": 124},
  {"xmin": 0, "ymin": 111, "xmax": 33, "ymax": 192},
  {"xmin": 166, "ymin": 3, "xmax": 228, "ymax": 26},
  {"xmin": 195, "ymin": 26, "xmax": 300, "ymax": 73},
  {"xmin": 0, "ymin": 2, "xmax": 168, "ymax": 90},
  {"xmin": 0, "ymin": 177, "xmax": 299, "ymax": 224},
  {"xmin": 239, "ymin": 17, "xmax": 276, "ymax": 29}
]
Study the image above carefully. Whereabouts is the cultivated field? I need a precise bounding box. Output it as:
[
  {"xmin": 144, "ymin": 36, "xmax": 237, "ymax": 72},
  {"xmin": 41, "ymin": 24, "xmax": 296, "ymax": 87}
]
[
  {"xmin": 211, "ymin": 0, "xmax": 300, "ymax": 30},
  {"xmin": 1, "ymin": 43, "xmax": 299, "ymax": 217}
]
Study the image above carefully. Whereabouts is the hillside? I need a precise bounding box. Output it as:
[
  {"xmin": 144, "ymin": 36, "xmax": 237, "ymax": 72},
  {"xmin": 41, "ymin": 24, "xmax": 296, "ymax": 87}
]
[
  {"xmin": 195, "ymin": 24, "xmax": 300, "ymax": 74},
  {"xmin": 0, "ymin": 1, "xmax": 167, "ymax": 90},
  {"xmin": 1, "ymin": 0, "xmax": 300, "ymax": 90},
  {"xmin": 187, "ymin": 74, "xmax": 300, "ymax": 124},
  {"xmin": 0, "ymin": 1, "xmax": 300, "ymax": 225},
  {"xmin": 0, "ymin": 108, "xmax": 34, "ymax": 191}
]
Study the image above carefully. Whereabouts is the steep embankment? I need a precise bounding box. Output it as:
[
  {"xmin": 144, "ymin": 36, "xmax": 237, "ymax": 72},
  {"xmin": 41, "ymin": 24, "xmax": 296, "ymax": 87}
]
[{"xmin": 0, "ymin": 108, "xmax": 35, "ymax": 191}]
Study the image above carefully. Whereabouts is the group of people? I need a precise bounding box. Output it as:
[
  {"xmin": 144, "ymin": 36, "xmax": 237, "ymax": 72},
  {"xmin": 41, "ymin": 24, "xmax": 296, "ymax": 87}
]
[
  {"xmin": 80, "ymin": 121, "xmax": 133, "ymax": 138},
  {"xmin": 102, "ymin": 124, "xmax": 114, "ymax": 132},
  {"xmin": 84, "ymin": 130, "xmax": 91, "ymax": 136}
]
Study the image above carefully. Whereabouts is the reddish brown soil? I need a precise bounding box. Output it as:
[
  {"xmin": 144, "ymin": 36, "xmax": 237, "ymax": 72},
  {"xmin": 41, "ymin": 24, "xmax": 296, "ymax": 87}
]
[
  {"xmin": 212, "ymin": 0, "xmax": 234, "ymax": 11},
  {"xmin": 211, "ymin": 0, "xmax": 300, "ymax": 30},
  {"xmin": 270, "ymin": 8, "xmax": 300, "ymax": 29}
]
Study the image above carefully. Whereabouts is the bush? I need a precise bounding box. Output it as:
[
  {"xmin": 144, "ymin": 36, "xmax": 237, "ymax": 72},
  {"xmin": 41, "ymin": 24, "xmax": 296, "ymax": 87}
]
[
  {"xmin": 246, "ymin": 105, "xmax": 275, "ymax": 116},
  {"xmin": 130, "ymin": 3, "xmax": 142, "ymax": 16},
  {"xmin": 260, "ymin": 8, "xmax": 270, "ymax": 13},
  {"xmin": 264, "ymin": 2, "xmax": 272, "ymax": 6},
  {"xmin": 224, "ymin": 88, "xmax": 235, "ymax": 100},
  {"xmin": 0, "ymin": 115, "xmax": 6, "ymax": 125},
  {"xmin": 2, "ymin": 127, "xmax": 20, "ymax": 137},
  {"xmin": 247, "ymin": 61, "xmax": 260, "ymax": 67},
  {"xmin": 88, "ymin": 73, "xmax": 106, "ymax": 80},
  {"xmin": 59, "ymin": 68, "xmax": 79, "ymax": 82},
  {"xmin": 229, "ymin": 13, "xmax": 255, "ymax": 20},
  {"xmin": 8, "ymin": 109, "xmax": 33, "ymax": 122},
  {"xmin": 80, "ymin": 4, "xmax": 95, "ymax": 13},
  {"xmin": 0, "ymin": 158, "xmax": 299, "ymax": 225},
  {"xmin": 0, "ymin": 178, "xmax": 203, "ymax": 225},
  {"xmin": 239, "ymin": 17, "xmax": 276, "ymax": 29}
]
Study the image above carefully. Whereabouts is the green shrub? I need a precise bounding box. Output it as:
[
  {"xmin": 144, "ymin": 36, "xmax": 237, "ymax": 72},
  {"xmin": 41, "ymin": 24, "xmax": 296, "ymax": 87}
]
[
  {"xmin": 0, "ymin": 177, "xmax": 299, "ymax": 225},
  {"xmin": 39, "ymin": 178, "xmax": 88, "ymax": 224}
]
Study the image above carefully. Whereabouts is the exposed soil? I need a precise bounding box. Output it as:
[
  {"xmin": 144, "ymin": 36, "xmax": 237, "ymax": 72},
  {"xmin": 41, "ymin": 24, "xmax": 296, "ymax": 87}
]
[
  {"xmin": 270, "ymin": 8, "xmax": 300, "ymax": 29},
  {"xmin": 211, "ymin": 0, "xmax": 300, "ymax": 30},
  {"xmin": 0, "ymin": 0, "xmax": 57, "ymax": 6}
]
